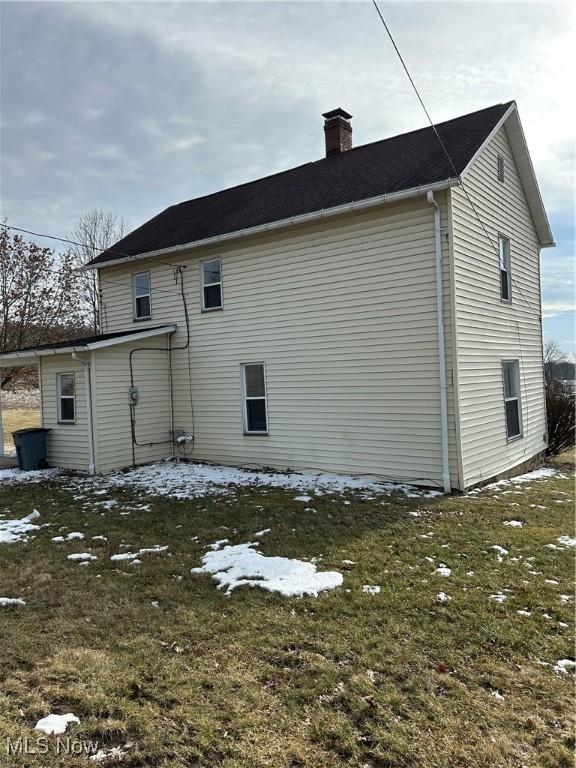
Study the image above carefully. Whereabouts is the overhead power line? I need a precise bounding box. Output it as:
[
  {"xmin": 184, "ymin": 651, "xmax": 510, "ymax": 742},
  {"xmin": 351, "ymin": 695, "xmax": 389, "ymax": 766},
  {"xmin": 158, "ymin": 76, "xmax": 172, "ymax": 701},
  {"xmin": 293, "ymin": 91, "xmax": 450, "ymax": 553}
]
[
  {"xmin": 0, "ymin": 222, "xmax": 184, "ymax": 271},
  {"xmin": 370, "ymin": 0, "xmax": 535, "ymax": 312}
]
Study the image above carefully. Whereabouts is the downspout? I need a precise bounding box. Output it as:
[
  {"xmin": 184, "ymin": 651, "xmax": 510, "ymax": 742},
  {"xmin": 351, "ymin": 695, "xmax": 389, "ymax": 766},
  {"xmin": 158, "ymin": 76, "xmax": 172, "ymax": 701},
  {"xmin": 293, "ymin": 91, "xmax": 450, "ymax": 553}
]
[
  {"xmin": 427, "ymin": 191, "xmax": 451, "ymax": 494},
  {"xmin": 0, "ymin": 372, "xmax": 4, "ymax": 458},
  {"xmin": 72, "ymin": 353, "xmax": 96, "ymax": 475}
]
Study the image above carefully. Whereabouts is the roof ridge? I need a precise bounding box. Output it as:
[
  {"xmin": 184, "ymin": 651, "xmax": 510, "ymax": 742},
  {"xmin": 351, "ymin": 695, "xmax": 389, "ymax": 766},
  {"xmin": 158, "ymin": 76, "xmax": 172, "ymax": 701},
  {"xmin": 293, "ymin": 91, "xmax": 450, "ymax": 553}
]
[
  {"xmin": 88, "ymin": 100, "xmax": 519, "ymax": 266},
  {"xmin": 168, "ymin": 101, "xmax": 515, "ymax": 210}
]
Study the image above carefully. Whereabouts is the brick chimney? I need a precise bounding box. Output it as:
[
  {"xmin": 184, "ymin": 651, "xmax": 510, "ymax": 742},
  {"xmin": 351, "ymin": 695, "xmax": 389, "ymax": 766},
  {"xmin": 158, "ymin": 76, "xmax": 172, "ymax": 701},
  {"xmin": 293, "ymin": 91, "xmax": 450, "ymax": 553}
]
[{"xmin": 322, "ymin": 108, "xmax": 353, "ymax": 157}]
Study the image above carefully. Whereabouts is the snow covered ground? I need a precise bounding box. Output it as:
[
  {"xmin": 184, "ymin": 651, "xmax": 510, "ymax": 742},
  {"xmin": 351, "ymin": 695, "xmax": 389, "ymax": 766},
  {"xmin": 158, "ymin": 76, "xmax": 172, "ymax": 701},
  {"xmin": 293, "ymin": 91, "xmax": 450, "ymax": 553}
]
[
  {"xmin": 0, "ymin": 462, "xmax": 566, "ymax": 504},
  {"xmin": 192, "ymin": 540, "xmax": 343, "ymax": 597},
  {"xmin": 0, "ymin": 509, "xmax": 41, "ymax": 543},
  {"xmin": 35, "ymin": 712, "xmax": 80, "ymax": 735},
  {"xmin": 467, "ymin": 468, "xmax": 566, "ymax": 495},
  {"xmin": 64, "ymin": 461, "xmax": 444, "ymax": 500},
  {"xmin": 0, "ymin": 467, "xmax": 59, "ymax": 485}
]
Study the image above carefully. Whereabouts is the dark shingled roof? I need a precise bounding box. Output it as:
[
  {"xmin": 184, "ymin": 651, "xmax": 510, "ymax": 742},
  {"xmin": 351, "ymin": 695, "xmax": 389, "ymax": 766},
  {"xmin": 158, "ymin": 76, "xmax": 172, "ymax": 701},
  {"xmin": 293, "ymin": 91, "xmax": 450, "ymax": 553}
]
[
  {"xmin": 88, "ymin": 102, "xmax": 513, "ymax": 267},
  {"xmin": 1, "ymin": 327, "xmax": 171, "ymax": 356}
]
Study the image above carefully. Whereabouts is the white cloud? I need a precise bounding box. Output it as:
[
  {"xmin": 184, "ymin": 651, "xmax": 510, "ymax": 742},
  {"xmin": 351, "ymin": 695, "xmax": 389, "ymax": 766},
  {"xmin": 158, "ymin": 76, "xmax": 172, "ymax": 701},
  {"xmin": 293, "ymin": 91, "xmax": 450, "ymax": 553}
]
[{"xmin": 1, "ymin": 0, "xmax": 573, "ymax": 354}]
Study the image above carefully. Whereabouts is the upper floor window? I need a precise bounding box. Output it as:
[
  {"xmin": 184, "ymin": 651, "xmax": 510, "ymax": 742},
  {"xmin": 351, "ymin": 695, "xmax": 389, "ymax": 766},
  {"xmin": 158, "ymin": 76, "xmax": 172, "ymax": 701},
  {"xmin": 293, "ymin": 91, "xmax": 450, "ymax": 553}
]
[
  {"xmin": 497, "ymin": 154, "xmax": 505, "ymax": 183},
  {"xmin": 499, "ymin": 236, "xmax": 511, "ymax": 302},
  {"xmin": 57, "ymin": 373, "xmax": 76, "ymax": 423},
  {"xmin": 502, "ymin": 360, "xmax": 522, "ymax": 439},
  {"xmin": 242, "ymin": 363, "xmax": 268, "ymax": 434},
  {"xmin": 201, "ymin": 258, "xmax": 223, "ymax": 311},
  {"xmin": 132, "ymin": 272, "xmax": 151, "ymax": 320}
]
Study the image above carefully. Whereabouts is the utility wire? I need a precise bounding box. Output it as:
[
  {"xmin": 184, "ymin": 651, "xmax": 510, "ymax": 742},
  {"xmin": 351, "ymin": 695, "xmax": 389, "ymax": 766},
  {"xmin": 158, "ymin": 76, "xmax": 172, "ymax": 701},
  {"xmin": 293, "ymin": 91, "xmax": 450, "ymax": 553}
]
[
  {"xmin": 370, "ymin": 0, "xmax": 536, "ymax": 312},
  {"xmin": 1, "ymin": 222, "xmax": 184, "ymax": 271},
  {"xmin": 3, "ymin": 42, "xmax": 536, "ymax": 313},
  {"xmin": 1, "ymin": 221, "xmax": 189, "ymax": 299}
]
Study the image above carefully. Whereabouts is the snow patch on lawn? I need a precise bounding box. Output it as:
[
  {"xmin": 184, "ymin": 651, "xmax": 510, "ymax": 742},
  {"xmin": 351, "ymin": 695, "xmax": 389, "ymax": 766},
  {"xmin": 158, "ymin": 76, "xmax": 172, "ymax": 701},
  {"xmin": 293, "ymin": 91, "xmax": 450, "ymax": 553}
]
[
  {"xmin": 0, "ymin": 467, "xmax": 59, "ymax": 485},
  {"xmin": 435, "ymin": 563, "xmax": 451, "ymax": 577},
  {"xmin": 491, "ymin": 545, "xmax": 509, "ymax": 555},
  {"xmin": 35, "ymin": 713, "xmax": 80, "ymax": 735},
  {"xmin": 0, "ymin": 509, "xmax": 41, "ymax": 544},
  {"xmin": 82, "ymin": 461, "xmax": 442, "ymax": 500},
  {"xmin": 557, "ymin": 535, "xmax": 575, "ymax": 548},
  {"xmin": 436, "ymin": 592, "xmax": 451, "ymax": 603},
  {"xmin": 52, "ymin": 531, "xmax": 84, "ymax": 542},
  {"xmin": 503, "ymin": 520, "xmax": 523, "ymax": 528},
  {"xmin": 467, "ymin": 467, "xmax": 565, "ymax": 495},
  {"xmin": 90, "ymin": 745, "xmax": 131, "ymax": 764},
  {"xmin": 0, "ymin": 596, "xmax": 26, "ymax": 607},
  {"xmin": 67, "ymin": 553, "xmax": 97, "ymax": 562},
  {"xmin": 362, "ymin": 585, "xmax": 381, "ymax": 595},
  {"xmin": 553, "ymin": 659, "xmax": 576, "ymax": 675},
  {"xmin": 110, "ymin": 545, "xmax": 168, "ymax": 562},
  {"xmin": 192, "ymin": 540, "xmax": 343, "ymax": 597}
]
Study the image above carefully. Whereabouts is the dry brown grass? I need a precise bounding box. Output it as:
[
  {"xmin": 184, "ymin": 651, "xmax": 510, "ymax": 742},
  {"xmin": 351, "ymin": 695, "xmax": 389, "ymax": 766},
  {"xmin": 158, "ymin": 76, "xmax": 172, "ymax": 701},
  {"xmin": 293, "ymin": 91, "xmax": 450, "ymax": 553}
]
[
  {"xmin": 0, "ymin": 465, "xmax": 574, "ymax": 766},
  {"xmin": 2, "ymin": 408, "xmax": 41, "ymax": 453}
]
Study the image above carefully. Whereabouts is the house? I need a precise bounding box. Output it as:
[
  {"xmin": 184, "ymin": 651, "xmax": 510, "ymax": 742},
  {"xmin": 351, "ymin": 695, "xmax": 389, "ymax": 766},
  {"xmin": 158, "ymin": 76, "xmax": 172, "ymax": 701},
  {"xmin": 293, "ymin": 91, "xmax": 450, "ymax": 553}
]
[{"xmin": 0, "ymin": 101, "xmax": 554, "ymax": 491}]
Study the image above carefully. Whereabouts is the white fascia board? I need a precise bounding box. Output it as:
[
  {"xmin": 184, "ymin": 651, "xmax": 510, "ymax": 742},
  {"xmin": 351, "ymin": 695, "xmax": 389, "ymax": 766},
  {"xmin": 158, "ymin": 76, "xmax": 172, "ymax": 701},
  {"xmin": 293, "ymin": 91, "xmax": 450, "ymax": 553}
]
[
  {"xmin": 81, "ymin": 178, "xmax": 460, "ymax": 271},
  {"xmin": 86, "ymin": 324, "xmax": 177, "ymax": 350},
  {"xmin": 459, "ymin": 103, "xmax": 517, "ymax": 175},
  {"xmin": 0, "ymin": 325, "xmax": 177, "ymax": 366},
  {"xmin": 459, "ymin": 102, "xmax": 554, "ymax": 248}
]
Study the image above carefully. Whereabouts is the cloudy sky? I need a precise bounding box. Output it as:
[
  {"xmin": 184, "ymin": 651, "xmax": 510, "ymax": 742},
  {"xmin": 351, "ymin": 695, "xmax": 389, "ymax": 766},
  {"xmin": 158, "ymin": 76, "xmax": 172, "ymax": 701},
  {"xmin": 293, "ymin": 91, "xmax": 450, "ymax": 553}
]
[{"xmin": 1, "ymin": 1, "xmax": 574, "ymax": 351}]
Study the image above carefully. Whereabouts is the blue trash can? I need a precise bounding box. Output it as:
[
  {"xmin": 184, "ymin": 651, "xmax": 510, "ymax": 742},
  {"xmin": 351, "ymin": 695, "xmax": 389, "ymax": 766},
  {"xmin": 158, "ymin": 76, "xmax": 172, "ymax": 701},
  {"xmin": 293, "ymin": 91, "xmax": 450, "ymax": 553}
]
[{"xmin": 12, "ymin": 428, "xmax": 51, "ymax": 471}]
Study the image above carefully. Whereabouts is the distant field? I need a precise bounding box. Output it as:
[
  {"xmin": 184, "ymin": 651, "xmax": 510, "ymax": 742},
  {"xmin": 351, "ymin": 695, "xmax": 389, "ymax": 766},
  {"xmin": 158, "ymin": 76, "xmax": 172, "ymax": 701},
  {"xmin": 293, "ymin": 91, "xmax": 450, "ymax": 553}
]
[{"xmin": 2, "ymin": 399, "xmax": 41, "ymax": 454}]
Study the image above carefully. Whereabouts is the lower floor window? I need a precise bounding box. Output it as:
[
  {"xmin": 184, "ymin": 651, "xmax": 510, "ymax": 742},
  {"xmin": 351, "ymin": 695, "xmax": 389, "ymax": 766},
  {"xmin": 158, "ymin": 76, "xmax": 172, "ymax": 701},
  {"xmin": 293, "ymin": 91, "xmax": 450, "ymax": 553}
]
[
  {"xmin": 57, "ymin": 372, "xmax": 76, "ymax": 423},
  {"xmin": 242, "ymin": 363, "xmax": 268, "ymax": 433},
  {"xmin": 502, "ymin": 360, "xmax": 522, "ymax": 439}
]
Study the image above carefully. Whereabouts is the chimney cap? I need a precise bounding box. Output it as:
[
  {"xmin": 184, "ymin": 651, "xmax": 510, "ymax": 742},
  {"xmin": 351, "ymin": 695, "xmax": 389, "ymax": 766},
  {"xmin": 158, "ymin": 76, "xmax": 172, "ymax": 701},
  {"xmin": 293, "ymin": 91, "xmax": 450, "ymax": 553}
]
[{"xmin": 322, "ymin": 107, "xmax": 353, "ymax": 121}]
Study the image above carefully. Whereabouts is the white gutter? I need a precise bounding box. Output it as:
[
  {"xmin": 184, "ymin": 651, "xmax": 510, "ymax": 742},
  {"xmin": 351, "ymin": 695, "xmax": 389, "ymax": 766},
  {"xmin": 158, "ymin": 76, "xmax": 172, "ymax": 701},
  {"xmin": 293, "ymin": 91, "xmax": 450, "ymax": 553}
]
[
  {"xmin": 427, "ymin": 190, "xmax": 451, "ymax": 494},
  {"xmin": 0, "ymin": 381, "xmax": 4, "ymax": 459},
  {"xmin": 81, "ymin": 178, "xmax": 460, "ymax": 271},
  {"xmin": 0, "ymin": 325, "xmax": 177, "ymax": 365},
  {"xmin": 72, "ymin": 352, "xmax": 96, "ymax": 475}
]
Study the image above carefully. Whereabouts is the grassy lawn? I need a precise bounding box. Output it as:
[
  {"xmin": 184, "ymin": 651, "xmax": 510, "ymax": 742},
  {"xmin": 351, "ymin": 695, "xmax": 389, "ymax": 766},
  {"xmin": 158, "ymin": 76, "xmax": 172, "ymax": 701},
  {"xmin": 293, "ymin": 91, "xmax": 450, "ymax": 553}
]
[
  {"xmin": 0, "ymin": 458, "xmax": 574, "ymax": 767},
  {"xmin": 2, "ymin": 408, "xmax": 41, "ymax": 454}
]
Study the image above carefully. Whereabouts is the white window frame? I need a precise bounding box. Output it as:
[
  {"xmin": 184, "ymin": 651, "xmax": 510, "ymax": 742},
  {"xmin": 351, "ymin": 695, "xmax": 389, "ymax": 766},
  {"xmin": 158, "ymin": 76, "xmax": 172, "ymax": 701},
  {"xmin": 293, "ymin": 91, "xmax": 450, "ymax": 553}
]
[
  {"xmin": 499, "ymin": 235, "xmax": 511, "ymax": 303},
  {"xmin": 57, "ymin": 372, "xmax": 76, "ymax": 424},
  {"xmin": 241, "ymin": 363, "xmax": 269, "ymax": 435},
  {"xmin": 502, "ymin": 360, "xmax": 523, "ymax": 441},
  {"xmin": 132, "ymin": 271, "xmax": 151, "ymax": 321},
  {"xmin": 200, "ymin": 258, "xmax": 223, "ymax": 312}
]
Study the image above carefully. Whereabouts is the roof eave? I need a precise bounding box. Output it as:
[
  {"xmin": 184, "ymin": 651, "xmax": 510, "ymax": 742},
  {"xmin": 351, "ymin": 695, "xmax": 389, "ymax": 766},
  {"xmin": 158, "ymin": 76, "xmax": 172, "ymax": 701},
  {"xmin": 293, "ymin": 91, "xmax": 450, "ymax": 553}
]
[
  {"xmin": 0, "ymin": 324, "xmax": 177, "ymax": 367},
  {"xmin": 82, "ymin": 178, "xmax": 461, "ymax": 271}
]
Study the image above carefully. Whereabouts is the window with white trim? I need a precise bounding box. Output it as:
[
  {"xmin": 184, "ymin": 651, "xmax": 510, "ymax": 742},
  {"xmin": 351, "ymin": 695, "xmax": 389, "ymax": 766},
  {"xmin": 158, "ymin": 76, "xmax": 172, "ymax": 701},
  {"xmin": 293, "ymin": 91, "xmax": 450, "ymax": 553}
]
[
  {"xmin": 57, "ymin": 373, "xmax": 76, "ymax": 423},
  {"xmin": 499, "ymin": 236, "xmax": 511, "ymax": 302},
  {"xmin": 242, "ymin": 363, "xmax": 268, "ymax": 433},
  {"xmin": 132, "ymin": 271, "xmax": 151, "ymax": 320},
  {"xmin": 201, "ymin": 258, "xmax": 223, "ymax": 310},
  {"xmin": 502, "ymin": 360, "xmax": 522, "ymax": 439}
]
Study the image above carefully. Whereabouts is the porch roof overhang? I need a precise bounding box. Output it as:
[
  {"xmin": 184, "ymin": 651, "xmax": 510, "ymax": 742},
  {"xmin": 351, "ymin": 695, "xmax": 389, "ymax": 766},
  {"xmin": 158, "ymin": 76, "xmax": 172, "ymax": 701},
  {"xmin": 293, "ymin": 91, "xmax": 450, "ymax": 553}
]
[{"xmin": 0, "ymin": 325, "xmax": 177, "ymax": 367}]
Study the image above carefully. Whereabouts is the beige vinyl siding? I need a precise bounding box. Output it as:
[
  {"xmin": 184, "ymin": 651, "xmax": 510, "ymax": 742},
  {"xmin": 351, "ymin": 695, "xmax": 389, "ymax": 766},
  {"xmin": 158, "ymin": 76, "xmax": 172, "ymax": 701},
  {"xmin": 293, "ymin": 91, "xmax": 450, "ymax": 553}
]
[
  {"xmin": 40, "ymin": 355, "xmax": 90, "ymax": 471},
  {"xmin": 451, "ymin": 125, "xmax": 546, "ymax": 488},
  {"xmin": 99, "ymin": 198, "xmax": 458, "ymax": 488},
  {"xmin": 92, "ymin": 336, "xmax": 172, "ymax": 474}
]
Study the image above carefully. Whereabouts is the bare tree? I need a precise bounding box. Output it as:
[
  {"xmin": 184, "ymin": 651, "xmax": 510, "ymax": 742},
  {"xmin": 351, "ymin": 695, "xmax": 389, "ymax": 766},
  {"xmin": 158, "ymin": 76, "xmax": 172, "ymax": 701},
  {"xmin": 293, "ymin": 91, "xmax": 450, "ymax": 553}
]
[
  {"xmin": 543, "ymin": 340, "xmax": 575, "ymax": 456},
  {"xmin": 69, "ymin": 210, "xmax": 127, "ymax": 333},
  {"xmin": 0, "ymin": 226, "xmax": 87, "ymax": 388},
  {"xmin": 543, "ymin": 340, "xmax": 563, "ymax": 387}
]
